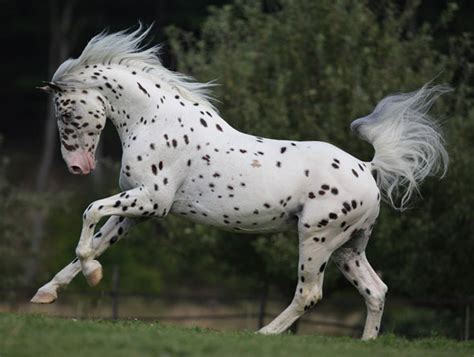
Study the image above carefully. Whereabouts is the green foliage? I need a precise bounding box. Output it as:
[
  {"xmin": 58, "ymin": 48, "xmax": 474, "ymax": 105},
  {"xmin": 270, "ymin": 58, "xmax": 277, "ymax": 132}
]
[
  {"xmin": 0, "ymin": 136, "xmax": 27, "ymax": 288},
  {"xmin": 0, "ymin": 135, "xmax": 65, "ymax": 288},
  {"xmin": 1, "ymin": 313, "xmax": 473, "ymax": 356},
  {"xmin": 384, "ymin": 305, "xmax": 464, "ymax": 339},
  {"xmin": 166, "ymin": 0, "xmax": 474, "ymax": 298}
]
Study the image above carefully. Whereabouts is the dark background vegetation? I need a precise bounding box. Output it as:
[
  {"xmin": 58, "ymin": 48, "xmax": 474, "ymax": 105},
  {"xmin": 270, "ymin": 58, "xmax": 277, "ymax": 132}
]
[{"xmin": 1, "ymin": 0, "xmax": 473, "ymax": 339}]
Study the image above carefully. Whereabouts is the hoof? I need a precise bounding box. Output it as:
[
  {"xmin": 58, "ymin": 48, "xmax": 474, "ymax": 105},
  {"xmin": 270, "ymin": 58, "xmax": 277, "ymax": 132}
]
[
  {"xmin": 361, "ymin": 334, "xmax": 377, "ymax": 341},
  {"xmin": 85, "ymin": 265, "xmax": 103, "ymax": 287},
  {"xmin": 31, "ymin": 289, "xmax": 57, "ymax": 304},
  {"xmin": 257, "ymin": 327, "xmax": 275, "ymax": 335}
]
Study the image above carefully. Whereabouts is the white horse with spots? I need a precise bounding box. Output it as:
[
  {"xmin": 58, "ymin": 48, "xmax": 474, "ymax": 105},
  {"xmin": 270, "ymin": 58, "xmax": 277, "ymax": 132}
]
[{"xmin": 32, "ymin": 27, "xmax": 449, "ymax": 340}]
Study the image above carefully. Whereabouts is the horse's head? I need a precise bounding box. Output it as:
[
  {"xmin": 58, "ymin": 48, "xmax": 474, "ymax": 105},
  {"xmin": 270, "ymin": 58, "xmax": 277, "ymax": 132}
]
[{"xmin": 39, "ymin": 82, "xmax": 107, "ymax": 175}]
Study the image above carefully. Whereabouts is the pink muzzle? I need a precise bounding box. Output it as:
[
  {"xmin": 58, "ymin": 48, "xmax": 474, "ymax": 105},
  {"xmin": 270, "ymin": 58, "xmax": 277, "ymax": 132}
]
[{"xmin": 67, "ymin": 151, "xmax": 96, "ymax": 175}]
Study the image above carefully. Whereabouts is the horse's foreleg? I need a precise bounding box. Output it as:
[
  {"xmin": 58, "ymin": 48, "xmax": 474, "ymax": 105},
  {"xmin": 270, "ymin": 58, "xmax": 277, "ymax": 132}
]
[
  {"xmin": 31, "ymin": 216, "xmax": 136, "ymax": 303},
  {"xmin": 75, "ymin": 186, "xmax": 157, "ymax": 286}
]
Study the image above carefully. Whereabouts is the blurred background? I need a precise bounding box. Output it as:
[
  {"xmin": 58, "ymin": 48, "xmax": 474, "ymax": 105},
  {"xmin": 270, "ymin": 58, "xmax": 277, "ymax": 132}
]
[{"xmin": 1, "ymin": 0, "xmax": 473, "ymax": 340}]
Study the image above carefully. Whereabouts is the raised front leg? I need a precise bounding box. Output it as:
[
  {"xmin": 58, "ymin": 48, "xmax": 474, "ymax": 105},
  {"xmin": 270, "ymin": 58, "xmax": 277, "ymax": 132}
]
[
  {"xmin": 76, "ymin": 186, "xmax": 164, "ymax": 286},
  {"xmin": 31, "ymin": 216, "xmax": 136, "ymax": 303}
]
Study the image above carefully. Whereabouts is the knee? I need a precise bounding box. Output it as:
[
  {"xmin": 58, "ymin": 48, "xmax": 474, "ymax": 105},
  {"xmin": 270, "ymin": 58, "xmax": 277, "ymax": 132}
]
[
  {"xmin": 294, "ymin": 285, "xmax": 323, "ymax": 313},
  {"xmin": 75, "ymin": 246, "xmax": 94, "ymax": 260},
  {"xmin": 82, "ymin": 201, "xmax": 103, "ymax": 223}
]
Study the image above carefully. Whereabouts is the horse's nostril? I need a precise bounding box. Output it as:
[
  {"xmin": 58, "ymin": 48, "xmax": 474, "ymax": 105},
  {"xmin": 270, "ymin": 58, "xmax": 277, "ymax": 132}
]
[{"xmin": 70, "ymin": 165, "xmax": 83, "ymax": 174}]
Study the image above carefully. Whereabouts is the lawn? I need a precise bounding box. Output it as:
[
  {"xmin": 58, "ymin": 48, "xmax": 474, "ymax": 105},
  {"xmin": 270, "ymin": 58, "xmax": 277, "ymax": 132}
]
[{"xmin": 0, "ymin": 313, "xmax": 472, "ymax": 357}]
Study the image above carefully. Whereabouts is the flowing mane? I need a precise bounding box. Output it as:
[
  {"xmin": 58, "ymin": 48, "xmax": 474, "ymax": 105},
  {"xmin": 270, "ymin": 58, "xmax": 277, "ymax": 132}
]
[{"xmin": 52, "ymin": 25, "xmax": 217, "ymax": 109}]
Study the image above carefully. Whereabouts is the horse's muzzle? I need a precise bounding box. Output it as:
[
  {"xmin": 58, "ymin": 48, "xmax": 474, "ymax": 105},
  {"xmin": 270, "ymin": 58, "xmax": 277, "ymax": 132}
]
[{"xmin": 66, "ymin": 151, "xmax": 95, "ymax": 175}]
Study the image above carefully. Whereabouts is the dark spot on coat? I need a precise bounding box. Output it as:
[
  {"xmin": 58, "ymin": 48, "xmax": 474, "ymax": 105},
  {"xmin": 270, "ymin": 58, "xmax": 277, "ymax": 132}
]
[
  {"xmin": 343, "ymin": 202, "xmax": 351, "ymax": 211},
  {"xmin": 137, "ymin": 82, "xmax": 150, "ymax": 97}
]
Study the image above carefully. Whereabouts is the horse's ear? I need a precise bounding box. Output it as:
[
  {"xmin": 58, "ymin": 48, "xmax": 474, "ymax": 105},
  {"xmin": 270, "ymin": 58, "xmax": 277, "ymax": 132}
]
[{"xmin": 37, "ymin": 81, "xmax": 63, "ymax": 93}]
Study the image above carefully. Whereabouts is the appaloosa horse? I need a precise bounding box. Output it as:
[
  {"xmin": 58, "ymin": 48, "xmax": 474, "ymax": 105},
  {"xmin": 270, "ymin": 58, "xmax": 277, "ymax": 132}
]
[{"xmin": 31, "ymin": 26, "xmax": 449, "ymax": 339}]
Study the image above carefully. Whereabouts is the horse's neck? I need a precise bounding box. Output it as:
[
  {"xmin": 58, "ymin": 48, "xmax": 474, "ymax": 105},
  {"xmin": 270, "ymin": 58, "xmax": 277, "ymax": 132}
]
[
  {"xmin": 99, "ymin": 67, "xmax": 231, "ymax": 146},
  {"xmin": 97, "ymin": 67, "xmax": 157, "ymax": 142}
]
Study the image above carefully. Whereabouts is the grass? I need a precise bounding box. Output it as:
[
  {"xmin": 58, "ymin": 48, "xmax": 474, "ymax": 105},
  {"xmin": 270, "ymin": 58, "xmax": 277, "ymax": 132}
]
[{"xmin": 0, "ymin": 313, "xmax": 473, "ymax": 357}]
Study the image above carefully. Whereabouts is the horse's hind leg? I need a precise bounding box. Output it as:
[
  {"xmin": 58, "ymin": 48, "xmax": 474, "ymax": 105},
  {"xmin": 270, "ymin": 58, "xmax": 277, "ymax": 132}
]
[
  {"xmin": 31, "ymin": 216, "xmax": 135, "ymax": 303},
  {"xmin": 259, "ymin": 221, "xmax": 346, "ymax": 334},
  {"xmin": 332, "ymin": 230, "xmax": 388, "ymax": 340}
]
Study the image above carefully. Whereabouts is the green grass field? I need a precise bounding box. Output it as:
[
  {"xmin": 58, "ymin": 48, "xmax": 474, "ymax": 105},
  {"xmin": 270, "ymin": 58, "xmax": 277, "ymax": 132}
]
[{"xmin": 0, "ymin": 313, "xmax": 473, "ymax": 357}]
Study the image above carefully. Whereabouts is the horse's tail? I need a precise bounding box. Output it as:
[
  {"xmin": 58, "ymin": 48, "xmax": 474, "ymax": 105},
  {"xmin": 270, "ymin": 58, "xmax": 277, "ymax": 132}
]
[{"xmin": 350, "ymin": 85, "xmax": 450, "ymax": 211}]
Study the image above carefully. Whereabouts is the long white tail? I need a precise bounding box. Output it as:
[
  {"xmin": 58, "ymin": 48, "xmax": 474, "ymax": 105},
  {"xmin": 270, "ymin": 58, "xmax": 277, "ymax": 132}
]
[{"xmin": 350, "ymin": 85, "xmax": 450, "ymax": 210}]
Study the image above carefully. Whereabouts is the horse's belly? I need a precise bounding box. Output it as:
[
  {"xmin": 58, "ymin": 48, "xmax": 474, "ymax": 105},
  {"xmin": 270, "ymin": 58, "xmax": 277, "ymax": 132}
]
[{"xmin": 170, "ymin": 196, "xmax": 299, "ymax": 234}]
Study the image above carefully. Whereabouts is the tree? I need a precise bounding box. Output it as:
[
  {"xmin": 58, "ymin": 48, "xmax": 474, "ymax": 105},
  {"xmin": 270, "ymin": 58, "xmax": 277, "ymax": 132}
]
[{"xmin": 166, "ymin": 0, "xmax": 474, "ymax": 300}]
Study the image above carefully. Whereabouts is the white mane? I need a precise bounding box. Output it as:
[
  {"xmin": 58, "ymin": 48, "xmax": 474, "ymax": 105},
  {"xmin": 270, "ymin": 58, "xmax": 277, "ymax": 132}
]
[{"xmin": 52, "ymin": 25, "xmax": 217, "ymax": 110}]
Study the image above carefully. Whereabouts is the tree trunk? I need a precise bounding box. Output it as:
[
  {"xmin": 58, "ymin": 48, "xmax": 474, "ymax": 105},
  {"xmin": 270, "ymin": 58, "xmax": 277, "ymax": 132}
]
[
  {"xmin": 25, "ymin": 0, "xmax": 76, "ymax": 287},
  {"xmin": 257, "ymin": 278, "xmax": 269, "ymax": 329}
]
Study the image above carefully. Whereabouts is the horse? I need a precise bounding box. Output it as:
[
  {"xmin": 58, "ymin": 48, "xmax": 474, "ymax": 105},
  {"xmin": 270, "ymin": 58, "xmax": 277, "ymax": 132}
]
[{"xmin": 31, "ymin": 26, "xmax": 449, "ymax": 340}]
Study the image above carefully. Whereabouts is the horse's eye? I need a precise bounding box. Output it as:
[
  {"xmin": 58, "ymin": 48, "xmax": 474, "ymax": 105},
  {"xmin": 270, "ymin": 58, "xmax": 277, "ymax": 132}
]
[{"xmin": 62, "ymin": 112, "xmax": 73, "ymax": 122}]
